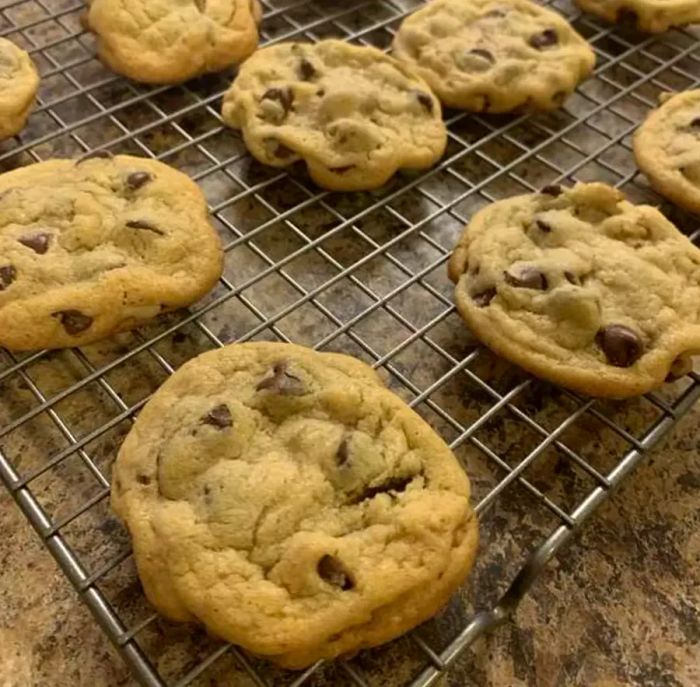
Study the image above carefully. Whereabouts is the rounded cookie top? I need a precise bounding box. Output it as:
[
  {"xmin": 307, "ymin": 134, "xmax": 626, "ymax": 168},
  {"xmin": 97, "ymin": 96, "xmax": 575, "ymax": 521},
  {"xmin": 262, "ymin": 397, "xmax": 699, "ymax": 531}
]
[
  {"xmin": 575, "ymin": 0, "xmax": 700, "ymax": 33},
  {"xmin": 86, "ymin": 0, "xmax": 261, "ymax": 84},
  {"xmin": 392, "ymin": 0, "xmax": 595, "ymax": 113},
  {"xmin": 112, "ymin": 342, "xmax": 478, "ymax": 668},
  {"xmin": 448, "ymin": 183, "xmax": 700, "ymax": 398},
  {"xmin": 0, "ymin": 154, "xmax": 223, "ymax": 351},
  {"xmin": 0, "ymin": 37, "xmax": 39, "ymax": 139},
  {"xmin": 634, "ymin": 89, "xmax": 700, "ymax": 215},
  {"xmin": 221, "ymin": 40, "xmax": 447, "ymax": 191}
]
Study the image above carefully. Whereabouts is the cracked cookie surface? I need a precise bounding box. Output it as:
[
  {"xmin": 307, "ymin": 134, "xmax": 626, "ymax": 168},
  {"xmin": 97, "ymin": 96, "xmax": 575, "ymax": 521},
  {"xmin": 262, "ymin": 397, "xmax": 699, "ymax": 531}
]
[
  {"xmin": 392, "ymin": 0, "xmax": 595, "ymax": 113},
  {"xmin": 448, "ymin": 182, "xmax": 700, "ymax": 398},
  {"xmin": 575, "ymin": 0, "xmax": 700, "ymax": 33},
  {"xmin": 0, "ymin": 154, "xmax": 223, "ymax": 351},
  {"xmin": 634, "ymin": 90, "xmax": 700, "ymax": 215},
  {"xmin": 221, "ymin": 40, "xmax": 447, "ymax": 191},
  {"xmin": 0, "ymin": 37, "xmax": 39, "ymax": 139},
  {"xmin": 111, "ymin": 342, "xmax": 478, "ymax": 668},
  {"xmin": 86, "ymin": 0, "xmax": 261, "ymax": 84}
]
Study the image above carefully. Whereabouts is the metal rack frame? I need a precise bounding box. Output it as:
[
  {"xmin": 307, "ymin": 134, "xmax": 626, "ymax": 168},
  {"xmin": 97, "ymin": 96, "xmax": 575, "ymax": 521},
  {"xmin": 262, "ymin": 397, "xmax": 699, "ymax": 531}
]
[{"xmin": 1, "ymin": 1, "xmax": 699, "ymax": 685}]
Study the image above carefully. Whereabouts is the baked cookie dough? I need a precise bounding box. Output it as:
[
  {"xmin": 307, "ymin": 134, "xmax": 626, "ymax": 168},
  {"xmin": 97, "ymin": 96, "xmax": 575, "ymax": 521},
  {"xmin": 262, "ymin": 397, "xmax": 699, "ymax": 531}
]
[
  {"xmin": 448, "ymin": 182, "xmax": 700, "ymax": 398},
  {"xmin": 0, "ymin": 154, "xmax": 223, "ymax": 351},
  {"xmin": 634, "ymin": 90, "xmax": 700, "ymax": 215},
  {"xmin": 392, "ymin": 0, "xmax": 595, "ymax": 113},
  {"xmin": 221, "ymin": 40, "xmax": 447, "ymax": 191},
  {"xmin": 86, "ymin": 0, "xmax": 261, "ymax": 84},
  {"xmin": 575, "ymin": 0, "xmax": 700, "ymax": 33},
  {"xmin": 112, "ymin": 342, "xmax": 479, "ymax": 668},
  {"xmin": 0, "ymin": 38, "xmax": 39, "ymax": 139}
]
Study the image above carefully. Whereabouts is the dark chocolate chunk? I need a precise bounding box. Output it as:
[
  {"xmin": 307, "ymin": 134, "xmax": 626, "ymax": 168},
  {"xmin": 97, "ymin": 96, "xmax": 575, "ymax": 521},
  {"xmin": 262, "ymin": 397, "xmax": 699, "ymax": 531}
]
[
  {"xmin": 136, "ymin": 474, "xmax": 151, "ymax": 485},
  {"xmin": 317, "ymin": 554, "xmax": 354, "ymax": 591},
  {"xmin": 256, "ymin": 361, "xmax": 306, "ymax": 396},
  {"xmin": 690, "ymin": 117, "xmax": 700, "ymax": 128},
  {"xmin": 472, "ymin": 287, "xmax": 496, "ymax": 307},
  {"xmin": 53, "ymin": 310, "xmax": 94, "ymax": 335},
  {"xmin": 469, "ymin": 48, "xmax": 495, "ymax": 63},
  {"xmin": 595, "ymin": 324, "xmax": 643, "ymax": 367},
  {"xmin": 541, "ymin": 184, "xmax": 562, "ymax": 197},
  {"xmin": 201, "ymin": 403, "xmax": 233, "ymax": 430},
  {"xmin": 336, "ymin": 438, "xmax": 351, "ymax": 468},
  {"xmin": 126, "ymin": 171, "xmax": 153, "ymax": 190},
  {"xmin": 529, "ymin": 29, "xmax": 558, "ymax": 49},
  {"xmin": 299, "ymin": 58, "xmax": 317, "ymax": 80},
  {"xmin": 413, "ymin": 90, "xmax": 434, "ymax": 114},
  {"xmin": 262, "ymin": 87, "xmax": 294, "ymax": 116},
  {"xmin": 0, "ymin": 265, "xmax": 16, "ymax": 290},
  {"xmin": 18, "ymin": 232, "xmax": 51, "ymax": 254},
  {"xmin": 564, "ymin": 270, "xmax": 579, "ymax": 285},
  {"xmin": 75, "ymin": 149, "xmax": 113, "ymax": 164},
  {"xmin": 536, "ymin": 219, "xmax": 552, "ymax": 233},
  {"xmin": 352, "ymin": 474, "xmax": 415, "ymax": 504},
  {"xmin": 504, "ymin": 266, "xmax": 547, "ymax": 290},
  {"xmin": 126, "ymin": 219, "xmax": 165, "ymax": 236}
]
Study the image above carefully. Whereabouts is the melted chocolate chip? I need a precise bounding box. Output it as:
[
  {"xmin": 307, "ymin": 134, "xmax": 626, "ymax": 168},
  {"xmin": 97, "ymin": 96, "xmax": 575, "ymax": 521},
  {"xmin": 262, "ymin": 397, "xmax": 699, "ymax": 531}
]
[
  {"xmin": 126, "ymin": 219, "xmax": 165, "ymax": 236},
  {"xmin": 690, "ymin": 117, "xmax": 700, "ymax": 128},
  {"xmin": 18, "ymin": 232, "xmax": 50, "ymax": 254},
  {"xmin": 317, "ymin": 555, "xmax": 354, "ymax": 591},
  {"xmin": 336, "ymin": 438, "xmax": 351, "ymax": 468},
  {"xmin": 470, "ymin": 48, "xmax": 495, "ymax": 63},
  {"xmin": 126, "ymin": 171, "xmax": 153, "ymax": 190},
  {"xmin": 53, "ymin": 310, "xmax": 94, "ymax": 335},
  {"xmin": 504, "ymin": 266, "xmax": 547, "ymax": 290},
  {"xmin": 413, "ymin": 90, "xmax": 434, "ymax": 114},
  {"xmin": 564, "ymin": 270, "xmax": 579, "ymax": 285},
  {"xmin": 75, "ymin": 149, "xmax": 113, "ymax": 164},
  {"xmin": 268, "ymin": 140, "xmax": 295, "ymax": 159},
  {"xmin": 0, "ymin": 265, "xmax": 16, "ymax": 290},
  {"xmin": 136, "ymin": 474, "xmax": 151, "ymax": 485},
  {"xmin": 529, "ymin": 29, "xmax": 558, "ymax": 49},
  {"xmin": 351, "ymin": 474, "xmax": 415, "ymax": 504},
  {"xmin": 472, "ymin": 287, "xmax": 496, "ymax": 307},
  {"xmin": 201, "ymin": 403, "xmax": 233, "ymax": 430},
  {"xmin": 262, "ymin": 87, "xmax": 294, "ymax": 116},
  {"xmin": 536, "ymin": 219, "xmax": 552, "ymax": 233},
  {"xmin": 256, "ymin": 361, "xmax": 306, "ymax": 396},
  {"xmin": 329, "ymin": 165, "xmax": 355, "ymax": 174},
  {"xmin": 665, "ymin": 356, "xmax": 692, "ymax": 382},
  {"xmin": 541, "ymin": 184, "xmax": 562, "ymax": 197},
  {"xmin": 595, "ymin": 324, "xmax": 643, "ymax": 368},
  {"xmin": 299, "ymin": 58, "xmax": 317, "ymax": 80}
]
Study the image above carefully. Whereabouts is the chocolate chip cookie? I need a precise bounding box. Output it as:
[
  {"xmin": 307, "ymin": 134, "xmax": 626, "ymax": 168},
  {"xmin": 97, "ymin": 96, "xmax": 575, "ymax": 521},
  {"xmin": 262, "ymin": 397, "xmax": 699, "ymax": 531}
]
[
  {"xmin": 112, "ymin": 342, "xmax": 479, "ymax": 668},
  {"xmin": 0, "ymin": 38, "xmax": 39, "ymax": 139},
  {"xmin": 86, "ymin": 0, "xmax": 261, "ymax": 84},
  {"xmin": 634, "ymin": 90, "xmax": 700, "ymax": 215},
  {"xmin": 221, "ymin": 40, "xmax": 447, "ymax": 191},
  {"xmin": 0, "ymin": 154, "xmax": 223, "ymax": 351},
  {"xmin": 448, "ymin": 183, "xmax": 700, "ymax": 398},
  {"xmin": 392, "ymin": 0, "xmax": 596, "ymax": 113},
  {"xmin": 575, "ymin": 0, "xmax": 700, "ymax": 33}
]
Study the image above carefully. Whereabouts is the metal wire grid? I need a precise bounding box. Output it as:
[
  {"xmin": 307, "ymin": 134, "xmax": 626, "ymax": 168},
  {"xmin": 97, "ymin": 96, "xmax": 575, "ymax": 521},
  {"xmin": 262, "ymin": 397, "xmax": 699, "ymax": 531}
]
[{"xmin": 0, "ymin": 0, "xmax": 699, "ymax": 685}]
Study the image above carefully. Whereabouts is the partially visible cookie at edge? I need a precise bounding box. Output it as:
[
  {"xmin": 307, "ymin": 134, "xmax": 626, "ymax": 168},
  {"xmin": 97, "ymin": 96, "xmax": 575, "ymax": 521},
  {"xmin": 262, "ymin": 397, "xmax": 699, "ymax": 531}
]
[
  {"xmin": 634, "ymin": 89, "xmax": 700, "ymax": 215},
  {"xmin": 112, "ymin": 341, "xmax": 479, "ymax": 668},
  {"xmin": 0, "ymin": 155, "xmax": 223, "ymax": 351},
  {"xmin": 221, "ymin": 40, "xmax": 447, "ymax": 191},
  {"xmin": 0, "ymin": 37, "xmax": 39, "ymax": 139},
  {"xmin": 86, "ymin": 0, "xmax": 262, "ymax": 84},
  {"xmin": 448, "ymin": 182, "xmax": 700, "ymax": 398},
  {"xmin": 392, "ymin": 0, "xmax": 595, "ymax": 113},
  {"xmin": 575, "ymin": 0, "xmax": 700, "ymax": 33}
]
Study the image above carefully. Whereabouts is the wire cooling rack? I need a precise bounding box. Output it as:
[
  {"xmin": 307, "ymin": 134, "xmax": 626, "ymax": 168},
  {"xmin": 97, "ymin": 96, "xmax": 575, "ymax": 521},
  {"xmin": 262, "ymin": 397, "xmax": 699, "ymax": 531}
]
[{"xmin": 1, "ymin": 1, "xmax": 699, "ymax": 685}]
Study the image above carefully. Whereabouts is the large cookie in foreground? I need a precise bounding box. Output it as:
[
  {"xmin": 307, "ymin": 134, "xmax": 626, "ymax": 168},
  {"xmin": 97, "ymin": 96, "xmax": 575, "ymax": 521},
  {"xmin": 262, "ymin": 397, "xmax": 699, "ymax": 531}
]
[
  {"xmin": 448, "ymin": 183, "xmax": 700, "ymax": 398},
  {"xmin": 392, "ymin": 0, "xmax": 595, "ymax": 113},
  {"xmin": 112, "ymin": 342, "xmax": 479, "ymax": 669},
  {"xmin": 575, "ymin": 0, "xmax": 700, "ymax": 33},
  {"xmin": 0, "ymin": 37, "xmax": 39, "ymax": 139},
  {"xmin": 221, "ymin": 40, "xmax": 447, "ymax": 191},
  {"xmin": 86, "ymin": 0, "xmax": 261, "ymax": 84},
  {"xmin": 0, "ymin": 155, "xmax": 223, "ymax": 351},
  {"xmin": 634, "ymin": 90, "xmax": 700, "ymax": 215}
]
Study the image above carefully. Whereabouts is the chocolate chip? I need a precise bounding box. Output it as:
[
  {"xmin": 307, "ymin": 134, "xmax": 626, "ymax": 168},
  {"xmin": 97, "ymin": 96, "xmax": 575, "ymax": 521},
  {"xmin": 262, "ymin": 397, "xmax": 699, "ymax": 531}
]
[
  {"xmin": 126, "ymin": 171, "xmax": 153, "ymax": 190},
  {"xmin": 665, "ymin": 356, "xmax": 692, "ymax": 382},
  {"xmin": 317, "ymin": 555, "xmax": 354, "ymax": 591},
  {"xmin": 298, "ymin": 58, "xmax": 317, "ymax": 80},
  {"xmin": 0, "ymin": 265, "xmax": 16, "ymax": 290},
  {"xmin": 203, "ymin": 485, "xmax": 212, "ymax": 504},
  {"xmin": 329, "ymin": 165, "xmax": 355, "ymax": 174},
  {"xmin": 484, "ymin": 8, "xmax": 506, "ymax": 17},
  {"xmin": 472, "ymin": 287, "xmax": 496, "ymax": 307},
  {"xmin": 469, "ymin": 48, "xmax": 495, "ymax": 63},
  {"xmin": 262, "ymin": 87, "xmax": 294, "ymax": 116},
  {"xmin": 18, "ymin": 232, "xmax": 50, "ymax": 254},
  {"xmin": 75, "ymin": 149, "xmax": 113, "ymax": 164},
  {"xmin": 413, "ymin": 90, "xmax": 434, "ymax": 114},
  {"xmin": 541, "ymin": 184, "xmax": 562, "ymax": 197},
  {"xmin": 53, "ymin": 310, "xmax": 94, "ymax": 335},
  {"xmin": 126, "ymin": 219, "xmax": 165, "ymax": 236},
  {"xmin": 690, "ymin": 117, "xmax": 700, "ymax": 128},
  {"xmin": 564, "ymin": 270, "xmax": 579, "ymax": 285},
  {"xmin": 256, "ymin": 361, "xmax": 306, "ymax": 396},
  {"xmin": 595, "ymin": 324, "xmax": 643, "ymax": 367},
  {"xmin": 536, "ymin": 219, "xmax": 552, "ymax": 233},
  {"xmin": 136, "ymin": 474, "xmax": 151, "ymax": 485},
  {"xmin": 336, "ymin": 438, "xmax": 351, "ymax": 468},
  {"xmin": 351, "ymin": 474, "xmax": 415, "ymax": 504},
  {"xmin": 504, "ymin": 266, "xmax": 547, "ymax": 290},
  {"xmin": 529, "ymin": 29, "xmax": 558, "ymax": 49},
  {"xmin": 470, "ymin": 263, "xmax": 480, "ymax": 276},
  {"xmin": 266, "ymin": 140, "xmax": 295, "ymax": 159},
  {"xmin": 201, "ymin": 403, "xmax": 232, "ymax": 430}
]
